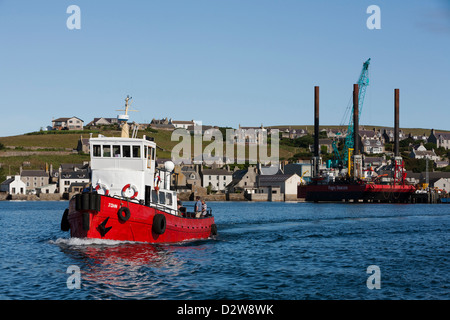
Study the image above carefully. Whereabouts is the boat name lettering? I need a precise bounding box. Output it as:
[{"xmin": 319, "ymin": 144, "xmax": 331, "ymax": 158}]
[
  {"xmin": 328, "ymin": 186, "xmax": 349, "ymax": 191},
  {"xmin": 108, "ymin": 203, "xmax": 118, "ymax": 209}
]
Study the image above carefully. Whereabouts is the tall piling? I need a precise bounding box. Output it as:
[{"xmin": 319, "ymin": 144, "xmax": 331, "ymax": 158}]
[
  {"xmin": 394, "ymin": 88, "xmax": 400, "ymax": 157},
  {"xmin": 314, "ymin": 86, "xmax": 320, "ymax": 157},
  {"xmin": 353, "ymin": 84, "xmax": 359, "ymax": 155},
  {"xmin": 313, "ymin": 86, "xmax": 320, "ymax": 177}
]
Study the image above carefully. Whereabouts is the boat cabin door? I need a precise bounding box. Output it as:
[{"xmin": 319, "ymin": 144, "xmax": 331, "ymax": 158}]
[{"xmin": 145, "ymin": 145, "xmax": 155, "ymax": 169}]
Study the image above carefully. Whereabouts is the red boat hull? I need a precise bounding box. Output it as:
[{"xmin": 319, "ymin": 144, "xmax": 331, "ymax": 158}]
[
  {"xmin": 298, "ymin": 183, "xmax": 416, "ymax": 202},
  {"xmin": 67, "ymin": 193, "xmax": 216, "ymax": 243}
]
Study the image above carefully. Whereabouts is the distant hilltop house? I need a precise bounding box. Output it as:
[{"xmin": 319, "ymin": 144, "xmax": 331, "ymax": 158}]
[
  {"xmin": 52, "ymin": 117, "xmax": 84, "ymax": 130},
  {"xmin": 186, "ymin": 124, "xmax": 220, "ymax": 137},
  {"xmin": 361, "ymin": 139, "xmax": 385, "ymax": 154},
  {"xmin": 274, "ymin": 127, "xmax": 309, "ymax": 139},
  {"xmin": 324, "ymin": 128, "xmax": 347, "ymax": 139},
  {"xmin": 409, "ymin": 143, "xmax": 439, "ymax": 161},
  {"xmin": 359, "ymin": 128, "xmax": 382, "ymax": 141},
  {"xmin": 428, "ymin": 129, "xmax": 450, "ymax": 150},
  {"xmin": 408, "ymin": 132, "xmax": 428, "ymax": 142},
  {"xmin": 235, "ymin": 124, "xmax": 267, "ymax": 145},
  {"xmin": 172, "ymin": 120, "xmax": 195, "ymax": 129},
  {"xmin": 149, "ymin": 118, "xmax": 175, "ymax": 131},
  {"xmin": 382, "ymin": 128, "xmax": 407, "ymax": 143},
  {"xmin": 86, "ymin": 117, "xmax": 119, "ymax": 127}
]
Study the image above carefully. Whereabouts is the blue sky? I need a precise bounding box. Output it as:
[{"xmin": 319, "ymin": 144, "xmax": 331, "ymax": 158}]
[{"xmin": 0, "ymin": 0, "xmax": 449, "ymax": 137}]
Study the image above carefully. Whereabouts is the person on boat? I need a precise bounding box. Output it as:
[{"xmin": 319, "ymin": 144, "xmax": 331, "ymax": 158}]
[
  {"xmin": 195, "ymin": 196, "xmax": 202, "ymax": 218},
  {"xmin": 201, "ymin": 200, "xmax": 207, "ymax": 217},
  {"xmin": 177, "ymin": 200, "xmax": 185, "ymax": 217}
]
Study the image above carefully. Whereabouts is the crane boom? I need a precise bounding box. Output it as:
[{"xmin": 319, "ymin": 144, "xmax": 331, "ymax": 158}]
[{"xmin": 343, "ymin": 58, "xmax": 370, "ymax": 165}]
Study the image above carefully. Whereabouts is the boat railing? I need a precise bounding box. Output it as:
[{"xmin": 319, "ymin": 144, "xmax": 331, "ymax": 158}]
[
  {"xmin": 77, "ymin": 191, "xmax": 212, "ymax": 218},
  {"xmin": 180, "ymin": 204, "xmax": 213, "ymax": 218},
  {"xmin": 108, "ymin": 193, "xmax": 213, "ymax": 218}
]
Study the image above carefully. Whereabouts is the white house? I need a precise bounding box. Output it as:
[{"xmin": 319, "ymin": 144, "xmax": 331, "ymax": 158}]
[
  {"xmin": 409, "ymin": 144, "xmax": 439, "ymax": 161},
  {"xmin": 36, "ymin": 183, "xmax": 58, "ymax": 195},
  {"xmin": 0, "ymin": 175, "xmax": 27, "ymax": 194},
  {"xmin": 201, "ymin": 168, "xmax": 233, "ymax": 192},
  {"xmin": 256, "ymin": 173, "xmax": 301, "ymax": 200},
  {"xmin": 172, "ymin": 120, "xmax": 195, "ymax": 129},
  {"xmin": 434, "ymin": 178, "xmax": 450, "ymax": 193}
]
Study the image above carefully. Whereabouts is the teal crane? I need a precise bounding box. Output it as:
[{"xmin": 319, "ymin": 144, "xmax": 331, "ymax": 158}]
[{"xmin": 340, "ymin": 58, "xmax": 371, "ymax": 167}]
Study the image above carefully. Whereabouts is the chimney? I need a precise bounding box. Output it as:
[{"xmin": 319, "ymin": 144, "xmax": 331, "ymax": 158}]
[
  {"xmin": 394, "ymin": 88, "xmax": 400, "ymax": 157},
  {"xmin": 353, "ymin": 84, "xmax": 360, "ymax": 155}
]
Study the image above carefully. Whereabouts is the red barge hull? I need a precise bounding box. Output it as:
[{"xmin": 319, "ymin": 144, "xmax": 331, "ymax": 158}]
[
  {"xmin": 298, "ymin": 183, "xmax": 416, "ymax": 202},
  {"xmin": 65, "ymin": 193, "xmax": 216, "ymax": 243}
]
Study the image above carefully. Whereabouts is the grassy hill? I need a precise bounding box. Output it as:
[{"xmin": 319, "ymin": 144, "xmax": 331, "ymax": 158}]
[{"xmin": 0, "ymin": 128, "xmax": 302, "ymax": 181}]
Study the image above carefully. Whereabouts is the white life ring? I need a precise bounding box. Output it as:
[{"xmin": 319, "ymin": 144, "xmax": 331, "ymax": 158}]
[
  {"xmin": 122, "ymin": 184, "xmax": 138, "ymax": 199},
  {"xmin": 95, "ymin": 182, "xmax": 110, "ymax": 196}
]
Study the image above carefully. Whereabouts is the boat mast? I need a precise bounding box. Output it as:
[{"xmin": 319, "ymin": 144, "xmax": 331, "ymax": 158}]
[{"xmin": 116, "ymin": 95, "xmax": 138, "ymax": 138}]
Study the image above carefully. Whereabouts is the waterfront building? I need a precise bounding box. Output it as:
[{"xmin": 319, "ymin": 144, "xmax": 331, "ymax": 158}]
[
  {"xmin": 256, "ymin": 173, "xmax": 301, "ymax": 201},
  {"xmin": 227, "ymin": 165, "xmax": 259, "ymax": 194},
  {"xmin": 201, "ymin": 168, "xmax": 233, "ymax": 192},
  {"xmin": 20, "ymin": 170, "xmax": 49, "ymax": 192},
  {"xmin": 0, "ymin": 175, "xmax": 27, "ymax": 195},
  {"xmin": 57, "ymin": 163, "xmax": 90, "ymax": 195}
]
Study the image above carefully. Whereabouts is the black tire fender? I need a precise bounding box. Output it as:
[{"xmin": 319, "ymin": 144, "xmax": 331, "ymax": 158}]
[
  {"xmin": 152, "ymin": 214, "xmax": 166, "ymax": 235},
  {"xmin": 117, "ymin": 207, "xmax": 131, "ymax": 222}
]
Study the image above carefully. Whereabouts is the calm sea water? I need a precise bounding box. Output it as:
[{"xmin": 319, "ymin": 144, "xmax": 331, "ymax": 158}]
[{"xmin": 0, "ymin": 201, "xmax": 448, "ymax": 300}]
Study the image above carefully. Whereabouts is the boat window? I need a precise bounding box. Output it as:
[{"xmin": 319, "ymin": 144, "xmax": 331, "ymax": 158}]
[
  {"xmin": 133, "ymin": 145, "xmax": 141, "ymax": 158},
  {"xmin": 151, "ymin": 147, "xmax": 155, "ymax": 160},
  {"xmin": 93, "ymin": 145, "xmax": 101, "ymax": 157},
  {"xmin": 147, "ymin": 146, "xmax": 152, "ymax": 169},
  {"xmin": 151, "ymin": 189, "xmax": 158, "ymax": 203},
  {"xmin": 166, "ymin": 192, "xmax": 172, "ymax": 206},
  {"xmin": 113, "ymin": 145, "xmax": 121, "ymax": 157},
  {"xmin": 159, "ymin": 191, "xmax": 165, "ymax": 205},
  {"xmin": 103, "ymin": 145, "xmax": 111, "ymax": 157},
  {"xmin": 123, "ymin": 145, "xmax": 131, "ymax": 158}
]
